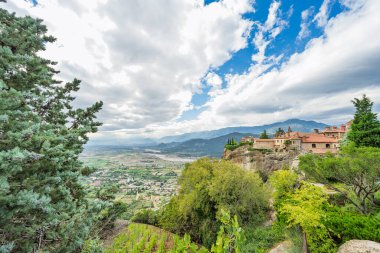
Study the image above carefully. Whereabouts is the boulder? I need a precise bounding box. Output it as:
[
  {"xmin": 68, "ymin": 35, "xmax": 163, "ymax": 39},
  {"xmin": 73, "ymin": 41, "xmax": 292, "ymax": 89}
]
[{"xmin": 337, "ymin": 240, "xmax": 380, "ymax": 253}]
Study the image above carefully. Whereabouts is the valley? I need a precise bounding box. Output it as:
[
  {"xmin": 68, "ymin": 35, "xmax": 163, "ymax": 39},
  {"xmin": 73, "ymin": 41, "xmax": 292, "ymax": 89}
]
[{"xmin": 80, "ymin": 146, "xmax": 198, "ymax": 218}]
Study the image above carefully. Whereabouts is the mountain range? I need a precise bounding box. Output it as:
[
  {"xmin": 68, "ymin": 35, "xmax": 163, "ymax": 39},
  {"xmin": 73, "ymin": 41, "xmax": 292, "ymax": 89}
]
[
  {"xmin": 153, "ymin": 119, "xmax": 328, "ymax": 157},
  {"xmin": 158, "ymin": 119, "xmax": 327, "ymax": 143}
]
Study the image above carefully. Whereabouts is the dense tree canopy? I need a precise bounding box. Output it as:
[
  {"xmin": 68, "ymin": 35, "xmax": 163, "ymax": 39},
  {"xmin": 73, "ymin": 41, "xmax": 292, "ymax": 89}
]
[
  {"xmin": 347, "ymin": 94, "xmax": 380, "ymax": 147},
  {"xmin": 0, "ymin": 6, "xmax": 103, "ymax": 252},
  {"xmin": 299, "ymin": 146, "xmax": 380, "ymax": 214},
  {"xmin": 159, "ymin": 158, "xmax": 269, "ymax": 247}
]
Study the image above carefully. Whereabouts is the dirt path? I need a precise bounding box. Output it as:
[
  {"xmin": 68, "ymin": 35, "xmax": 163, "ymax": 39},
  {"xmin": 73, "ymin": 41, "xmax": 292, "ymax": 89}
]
[{"xmin": 102, "ymin": 219, "xmax": 130, "ymax": 248}]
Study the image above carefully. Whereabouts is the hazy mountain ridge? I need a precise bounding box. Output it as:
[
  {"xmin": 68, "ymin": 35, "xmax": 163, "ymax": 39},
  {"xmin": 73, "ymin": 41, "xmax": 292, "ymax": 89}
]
[
  {"xmin": 156, "ymin": 132, "xmax": 252, "ymax": 157},
  {"xmin": 159, "ymin": 119, "xmax": 328, "ymax": 143},
  {"xmin": 153, "ymin": 119, "xmax": 328, "ymax": 157}
]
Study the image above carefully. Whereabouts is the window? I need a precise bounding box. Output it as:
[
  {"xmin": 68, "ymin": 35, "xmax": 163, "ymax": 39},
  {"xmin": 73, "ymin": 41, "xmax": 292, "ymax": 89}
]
[
  {"xmin": 326, "ymin": 144, "xmax": 330, "ymax": 148},
  {"xmin": 312, "ymin": 144, "xmax": 316, "ymax": 148}
]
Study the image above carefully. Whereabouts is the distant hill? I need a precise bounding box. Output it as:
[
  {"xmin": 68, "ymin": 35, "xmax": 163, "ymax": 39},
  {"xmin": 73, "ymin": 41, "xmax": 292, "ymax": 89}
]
[
  {"xmin": 159, "ymin": 119, "xmax": 328, "ymax": 143},
  {"xmin": 155, "ymin": 132, "xmax": 255, "ymax": 157}
]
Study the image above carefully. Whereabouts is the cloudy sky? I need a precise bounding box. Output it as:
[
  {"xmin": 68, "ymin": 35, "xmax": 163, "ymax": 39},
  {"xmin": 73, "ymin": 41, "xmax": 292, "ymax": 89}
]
[{"xmin": 4, "ymin": 0, "xmax": 380, "ymax": 143}]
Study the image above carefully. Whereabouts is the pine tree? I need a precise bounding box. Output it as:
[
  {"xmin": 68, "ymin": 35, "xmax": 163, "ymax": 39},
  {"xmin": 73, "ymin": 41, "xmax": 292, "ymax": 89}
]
[
  {"xmin": 260, "ymin": 130, "xmax": 269, "ymax": 139},
  {"xmin": 0, "ymin": 6, "xmax": 103, "ymax": 252},
  {"xmin": 347, "ymin": 95, "xmax": 380, "ymax": 147}
]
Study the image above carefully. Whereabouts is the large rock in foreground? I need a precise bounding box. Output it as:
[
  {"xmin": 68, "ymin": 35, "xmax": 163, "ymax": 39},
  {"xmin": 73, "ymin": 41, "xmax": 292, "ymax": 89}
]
[{"xmin": 337, "ymin": 240, "xmax": 380, "ymax": 253}]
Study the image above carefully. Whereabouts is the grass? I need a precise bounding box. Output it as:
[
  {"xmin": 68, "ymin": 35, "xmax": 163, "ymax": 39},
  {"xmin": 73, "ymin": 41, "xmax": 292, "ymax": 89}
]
[{"xmin": 240, "ymin": 223, "xmax": 303, "ymax": 253}]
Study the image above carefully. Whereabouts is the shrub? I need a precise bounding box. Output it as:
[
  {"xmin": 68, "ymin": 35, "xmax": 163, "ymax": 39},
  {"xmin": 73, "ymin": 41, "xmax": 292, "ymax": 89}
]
[
  {"xmin": 131, "ymin": 209, "xmax": 158, "ymax": 226},
  {"xmin": 159, "ymin": 158, "xmax": 269, "ymax": 247},
  {"xmin": 323, "ymin": 206, "xmax": 380, "ymax": 244}
]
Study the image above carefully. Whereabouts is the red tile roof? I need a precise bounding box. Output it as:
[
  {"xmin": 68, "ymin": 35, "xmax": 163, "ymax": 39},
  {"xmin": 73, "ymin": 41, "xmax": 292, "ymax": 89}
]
[{"xmin": 302, "ymin": 134, "xmax": 338, "ymax": 143}]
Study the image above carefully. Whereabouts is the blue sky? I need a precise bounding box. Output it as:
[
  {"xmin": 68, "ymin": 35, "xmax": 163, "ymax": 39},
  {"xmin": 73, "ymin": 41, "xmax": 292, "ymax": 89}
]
[
  {"xmin": 182, "ymin": 0, "xmax": 345, "ymax": 121},
  {"xmin": 5, "ymin": 0, "xmax": 380, "ymax": 142}
]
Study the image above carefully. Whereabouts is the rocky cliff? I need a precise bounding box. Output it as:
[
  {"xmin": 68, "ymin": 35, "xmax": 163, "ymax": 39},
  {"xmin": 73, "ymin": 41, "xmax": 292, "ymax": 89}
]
[{"xmin": 222, "ymin": 145, "xmax": 299, "ymax": 178}]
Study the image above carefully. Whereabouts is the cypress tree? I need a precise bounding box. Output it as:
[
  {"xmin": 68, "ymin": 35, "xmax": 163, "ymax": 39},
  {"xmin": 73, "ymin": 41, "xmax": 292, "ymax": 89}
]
[
  {"xmin": 0, "ymin": 6, "xmax": 103, "ymax": 252},
  {"xmin": 260, "ymin": 130, "xmax": 269, "ymax": 139},
  {"xmin": 347, "ymin": 94, "xmax": 380, "ymax": 147}
]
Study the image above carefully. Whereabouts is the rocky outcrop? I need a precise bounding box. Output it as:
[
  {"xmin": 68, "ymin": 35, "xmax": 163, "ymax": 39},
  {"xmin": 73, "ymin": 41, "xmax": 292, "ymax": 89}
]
[
  {"xmin": 337, "ymin": 240, "xmax": 380, "ymax": 253},
  {"xmin": 223, "ymin": 145, "xmax": 299, "ymax": 176}
]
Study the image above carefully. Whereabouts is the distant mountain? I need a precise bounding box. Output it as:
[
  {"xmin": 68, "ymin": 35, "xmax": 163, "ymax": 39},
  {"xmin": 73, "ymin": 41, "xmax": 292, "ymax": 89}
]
[
  {"xmin": 159, "ymin": 119, "xmax": 328, "ymax": 143},
  {"xmin": 156, "ymin": 132, "xmax": 253, "ymax": 157}
]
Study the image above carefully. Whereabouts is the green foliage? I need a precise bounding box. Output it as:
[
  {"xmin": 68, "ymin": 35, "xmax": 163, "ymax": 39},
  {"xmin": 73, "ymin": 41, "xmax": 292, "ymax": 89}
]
[
  {"xmin": 224, "ymin": 139, "xmax": 247, "ymax": 151},
  {"xmin": 211, "ymin": 210, "xmax": 243, "ymax": 253},
  {"xmin": 81, "ymin": 239, "xmax": 104, "ymax": 253},
  {"xmin": 347, "ymin": 94, "xmax": 380, "ymax": 147},
  {"xmin": 279, "ymin": 182, "xmax": 336, "ymax": 253},
  {"xmin": 247, "ymin": 147, "xmax": 272, "ymax": 154},
  {"xmin": 299, "ymin": 145, "xmax": 380, "ymax": 214},
  {"xmin": 240, "ymin": 224, "xmax": 286, "ymax": 253},
  {"xmin": 269, "ymin": 170, "xmax": 298, "ymax": 201},
  {"xmin": 259, "ymin": 130, "xmax": 269, "ymax": 139},
  {"xmin": 0, "ymin": 6, "xmax": 104, "ymax": 252},
  {"xmin": 323, "ymin": 206, "xmax": 380, "ymax": 244},
  {"xmin": 283, "ymin": 140, "xmax": 291, "ymax": 147},
  {"xmin": 159, "ymin": 158, "xmax": 269, "ymax": 248},
  {"xmin": 106, "ymin": 223, "xmax": 207, "ymax": 253},
  {"xmin": 132, "ymin": 209, "xmax": 159, "ymax": 226}
]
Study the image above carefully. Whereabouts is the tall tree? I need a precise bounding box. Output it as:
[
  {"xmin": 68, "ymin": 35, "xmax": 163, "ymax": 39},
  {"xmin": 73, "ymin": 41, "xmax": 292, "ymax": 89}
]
[
  {"xmin": 347, "ymin": 94, "xmax": 380, "ymax": 147},
  {"xmin": 0, "ymin": 6, "xmax": 103, "ymax": 252},
  {"xmin": 259, "ymin": 130, "xmax": 269, "ymax": 139}
]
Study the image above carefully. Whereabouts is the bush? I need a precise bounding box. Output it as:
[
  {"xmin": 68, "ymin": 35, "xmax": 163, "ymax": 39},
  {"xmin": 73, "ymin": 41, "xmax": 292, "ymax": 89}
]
[
  {"xmin": 159, "ymin": 158, "xmax": 269, "ymax": 247},
  {"xmin": 241, "ymin": 224, "xmax": 286, "ymax": 253},
  {"xmin": 323, "ymin": 206, "xmax": 380, "ymax": 244},
  {"xmin": 81, "ymin": 239, "xmax": 104, "ymax": 253},
  {"xmin": 131, "ymin": 209, "xmax": 158, "ymax": 226}
]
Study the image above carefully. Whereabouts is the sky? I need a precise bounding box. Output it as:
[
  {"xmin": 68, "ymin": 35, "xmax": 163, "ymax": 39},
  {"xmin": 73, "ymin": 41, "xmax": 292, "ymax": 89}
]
[{"xmin": 3, "ymin": 0, "xmax": 380, "ymax": 143}]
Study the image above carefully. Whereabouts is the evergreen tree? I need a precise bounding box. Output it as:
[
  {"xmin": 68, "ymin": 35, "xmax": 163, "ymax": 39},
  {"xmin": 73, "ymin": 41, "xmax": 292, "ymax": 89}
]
[
  {"xmin": 275, "ymin": 128, "xmax": 285, "ymax": 137},
  {"xmin": 259, "ymin": 130, "xmax": 269, "ymax": 139},
  {"xmin": 347, "ymin": 94, "xmax": 380, "ymax": 147},
  {"xmin": 0, "ymin": 6, "xmax": 103, "ymax": 252}
]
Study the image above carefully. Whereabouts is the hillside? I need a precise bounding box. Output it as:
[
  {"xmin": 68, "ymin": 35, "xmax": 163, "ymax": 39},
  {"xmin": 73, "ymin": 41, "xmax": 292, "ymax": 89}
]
[
  {"xmin": 105, "ymin": 223, "xmax": 206, "ymax": 252},
  {"xmin": 159, "ymin": 119, "xmax": 327, "ymax": 143},
  {"xmin": 155, "ymin": 132, "xmax": 253, "ymax": 157}
]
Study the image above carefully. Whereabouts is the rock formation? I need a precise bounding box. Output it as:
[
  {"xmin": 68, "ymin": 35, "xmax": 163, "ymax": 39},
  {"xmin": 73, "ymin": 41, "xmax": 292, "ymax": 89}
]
[
  {"xmin": 223, "ymin": 145, "xmax": 299, "ymax": 179},
  {"xmin": 337, "ymin": 240, "xmax": 380, "ymax": 253}
]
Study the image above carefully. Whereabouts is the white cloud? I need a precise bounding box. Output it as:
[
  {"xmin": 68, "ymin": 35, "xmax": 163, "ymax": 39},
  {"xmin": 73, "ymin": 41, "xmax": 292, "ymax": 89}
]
[
  {"xmin": 251, "ymin": 1, "xmax": 289, "ymax": 65},
  {"xmin": 297, "ymin": 7, "xmax": 314, "ymax": 41},
  {"xmin": 313, "ymin": 0, "xmax": 332, "ymax": 28},
  {"xmin": 3, "ymin": 0, "xmax": 380, "ymax": 142},
  {"xmin": 188, "ymin": 0, "xmax": 380, "ymax": 131},
  {"xmin": 205, "ymin": 72, "xmax": 224, "ymax": 97},
  {"xmin": 4, "ymin": 0, "xmax": 253, "ymax": 133}
]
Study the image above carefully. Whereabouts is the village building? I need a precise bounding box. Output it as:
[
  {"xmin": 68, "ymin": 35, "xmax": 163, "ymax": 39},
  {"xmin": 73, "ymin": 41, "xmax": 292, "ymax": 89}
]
[
  {"xmin": 253, "ymin": 139, "xmax": 275, "ymax": 149},
  {"xmin": 242, "ymin": 121, "xmax": 351, "ymax": 154},
  {"xmin": 300, "ymin": 133, "xmax": 339, "ymax": 154}
]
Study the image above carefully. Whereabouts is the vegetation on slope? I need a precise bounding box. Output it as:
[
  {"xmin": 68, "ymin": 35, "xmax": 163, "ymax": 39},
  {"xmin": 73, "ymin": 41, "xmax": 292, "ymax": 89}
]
[
  {"xmin": 272, "ymin": 95, "xmax": 380, "ymax": 252},
  {"xmin": 105, "ymin": 223, "xmax": 208, "ymax": 253},
  {"xmin": 158, "ymin": 158, "xmax": 270, "ymax": 248}
]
